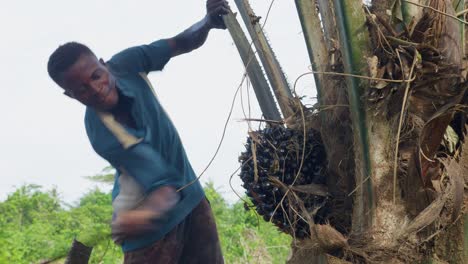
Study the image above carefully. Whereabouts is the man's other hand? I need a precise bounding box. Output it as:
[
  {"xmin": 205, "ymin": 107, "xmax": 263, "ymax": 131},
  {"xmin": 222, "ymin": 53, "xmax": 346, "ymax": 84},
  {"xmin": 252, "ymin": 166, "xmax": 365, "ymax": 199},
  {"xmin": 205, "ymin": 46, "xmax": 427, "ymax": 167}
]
[
  {"xmin": 112, "ymin": 186, "xmax": 180, "ymax": 237},
  {"xmin": 206, "ymin": 0, "xmax": 230, "ymax": 29}
]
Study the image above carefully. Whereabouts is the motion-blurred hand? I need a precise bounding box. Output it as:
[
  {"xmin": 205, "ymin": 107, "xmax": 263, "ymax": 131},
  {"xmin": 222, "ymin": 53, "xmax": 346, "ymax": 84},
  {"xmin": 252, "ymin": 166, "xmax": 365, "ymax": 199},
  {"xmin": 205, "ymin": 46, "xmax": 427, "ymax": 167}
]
[{"xmin": 112, "ymin": 186, "xmax": 180, "ymax": 238}]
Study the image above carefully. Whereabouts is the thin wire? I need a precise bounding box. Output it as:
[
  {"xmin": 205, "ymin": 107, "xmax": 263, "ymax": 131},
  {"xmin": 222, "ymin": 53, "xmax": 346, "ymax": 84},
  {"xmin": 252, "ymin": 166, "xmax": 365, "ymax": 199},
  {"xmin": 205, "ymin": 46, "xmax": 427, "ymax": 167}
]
[
  {"xmin": 240, "ymin": 118, "xmax": 284, "ymax": 124},
  {"xmin": 240, "ymin": 73, "xmax": 249, "ymax": 121},
  {"xmin": 229, "ymin": 157, "xmax": 253, "ymax": 203},
  {"xmin": 262, "ymin": 0, "xmax": 276, "ymax": 27},
  {"xmin": 392, "ymin": 49, "xmax": 418, "ymax": 203},
  {"xmin": 296, "ymin": 71, "xmax": 417, "ymax": 84},
  {"xmin": 240, "ymin": 75, "xmax": 254, "ymax": 131},
  {"xmin": 456, "ymin": 8, "xmax": 468, "ymax": 17},
  {"xmin": 177, "ymin": 73, "xmax": 247, "ymax": 192}
]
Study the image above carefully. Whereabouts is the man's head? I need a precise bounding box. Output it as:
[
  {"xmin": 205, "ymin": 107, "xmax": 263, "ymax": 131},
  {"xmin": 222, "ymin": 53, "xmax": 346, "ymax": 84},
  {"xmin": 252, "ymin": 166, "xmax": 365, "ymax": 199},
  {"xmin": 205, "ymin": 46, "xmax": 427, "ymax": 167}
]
[{"xmin": 47, "ymin": 42, "xmax": 119, "ymax": 111}]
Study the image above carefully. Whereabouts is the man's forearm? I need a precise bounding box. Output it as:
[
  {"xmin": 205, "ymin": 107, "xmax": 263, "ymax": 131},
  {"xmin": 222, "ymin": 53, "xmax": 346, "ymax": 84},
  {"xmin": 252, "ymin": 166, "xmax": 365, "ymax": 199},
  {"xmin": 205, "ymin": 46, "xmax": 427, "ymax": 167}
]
[{"xmin": 168, "ymin": 17, "xmax": 212, "ymax": 57}]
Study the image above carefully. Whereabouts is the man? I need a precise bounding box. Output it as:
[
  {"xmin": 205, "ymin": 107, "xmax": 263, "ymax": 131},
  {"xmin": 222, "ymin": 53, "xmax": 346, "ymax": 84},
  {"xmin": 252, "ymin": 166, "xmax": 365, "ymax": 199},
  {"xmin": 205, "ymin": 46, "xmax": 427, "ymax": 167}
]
[{"xmin": 47, "ymin": 0, "xmax": 230, "ymax": 263}]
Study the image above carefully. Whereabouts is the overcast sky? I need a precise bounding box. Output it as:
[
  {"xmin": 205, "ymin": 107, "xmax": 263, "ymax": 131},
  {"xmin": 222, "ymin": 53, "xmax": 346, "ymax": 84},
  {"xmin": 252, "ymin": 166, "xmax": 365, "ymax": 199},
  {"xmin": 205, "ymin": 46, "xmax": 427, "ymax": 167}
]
[{"xmin": 0, "ymin": 0, "xmax": 315, "ymax": 204}]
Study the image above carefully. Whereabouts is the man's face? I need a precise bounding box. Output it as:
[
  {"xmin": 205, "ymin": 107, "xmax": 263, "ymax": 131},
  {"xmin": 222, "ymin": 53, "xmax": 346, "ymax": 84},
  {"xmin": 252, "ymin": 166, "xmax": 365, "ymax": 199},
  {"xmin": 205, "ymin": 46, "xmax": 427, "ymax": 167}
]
[{"xmin": 60, "ymin": 53, "xmax": 119, "ymax": 111}]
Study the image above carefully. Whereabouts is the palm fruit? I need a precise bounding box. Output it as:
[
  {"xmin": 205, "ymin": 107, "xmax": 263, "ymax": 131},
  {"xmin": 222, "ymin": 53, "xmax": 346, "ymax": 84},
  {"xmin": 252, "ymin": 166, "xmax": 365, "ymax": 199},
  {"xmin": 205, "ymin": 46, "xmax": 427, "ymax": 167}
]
[{"xmin": 239, "ymin": 125, "xmax": 329, "ymax": 239}]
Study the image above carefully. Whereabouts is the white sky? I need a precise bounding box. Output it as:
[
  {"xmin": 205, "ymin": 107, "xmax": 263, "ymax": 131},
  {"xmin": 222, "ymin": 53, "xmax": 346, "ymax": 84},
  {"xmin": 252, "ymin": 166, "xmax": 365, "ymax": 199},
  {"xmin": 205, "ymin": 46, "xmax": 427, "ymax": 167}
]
[{"xmin": 0, "ymin": 0, "xmax": 315, "ymax": 204}]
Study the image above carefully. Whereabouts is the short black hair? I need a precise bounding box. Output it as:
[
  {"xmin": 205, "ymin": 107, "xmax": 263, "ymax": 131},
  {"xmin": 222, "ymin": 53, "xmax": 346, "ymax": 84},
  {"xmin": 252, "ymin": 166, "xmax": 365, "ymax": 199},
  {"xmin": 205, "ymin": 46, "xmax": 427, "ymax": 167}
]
[{"xmin": 47, "ymin": 42, "xmax": 94, "ymax": 85}]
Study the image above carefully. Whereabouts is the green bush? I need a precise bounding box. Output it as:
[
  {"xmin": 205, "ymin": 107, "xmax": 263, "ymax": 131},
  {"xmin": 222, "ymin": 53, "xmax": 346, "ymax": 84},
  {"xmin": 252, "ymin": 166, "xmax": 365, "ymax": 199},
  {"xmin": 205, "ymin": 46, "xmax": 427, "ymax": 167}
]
[{"xmin": 0, "ymin": 182, "xmax": 290, "ymax": 263}]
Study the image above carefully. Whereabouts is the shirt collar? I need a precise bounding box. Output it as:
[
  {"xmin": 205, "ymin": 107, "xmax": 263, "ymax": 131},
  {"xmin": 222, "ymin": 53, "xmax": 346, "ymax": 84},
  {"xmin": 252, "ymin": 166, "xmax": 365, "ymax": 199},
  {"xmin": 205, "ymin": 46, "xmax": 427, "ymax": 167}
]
[{"xmin": 115, "ymin": 77, "xmax": 135, "ymax": 99}]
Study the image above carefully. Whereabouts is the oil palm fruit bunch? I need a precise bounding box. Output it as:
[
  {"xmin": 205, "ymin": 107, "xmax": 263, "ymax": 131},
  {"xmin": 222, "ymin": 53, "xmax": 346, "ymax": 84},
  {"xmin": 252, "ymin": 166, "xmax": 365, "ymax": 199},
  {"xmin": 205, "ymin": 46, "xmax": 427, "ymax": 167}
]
[{"xmin": 239, "ymin": 125, "xmax": 329, "ymax": 239}]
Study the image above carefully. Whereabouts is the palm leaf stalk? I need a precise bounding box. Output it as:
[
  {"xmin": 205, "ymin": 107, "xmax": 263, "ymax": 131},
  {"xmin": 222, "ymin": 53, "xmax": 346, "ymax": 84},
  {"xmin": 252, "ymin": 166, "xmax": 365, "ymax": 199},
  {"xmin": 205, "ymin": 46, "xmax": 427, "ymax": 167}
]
[
  {"xmin": 294, "ymin": 0, "xmax": 329, "ymax": 101},
  {"xmin": 453, "ymin": 0, "xmax": 465, "ymax": 64},
  {"xmin": 223, "ymin": 11, "xmax": 282, "ymax": 121},
  {"xmin": 234, "ymin": 0, "xmax": 294, "ymax": 120},
  {"xmin": 316, "ymin": 0, "xmax": 339, "ymax": 50},
  {"xmin": 332, "ymin": 0, "xmax": 375, "ymax": 232}
]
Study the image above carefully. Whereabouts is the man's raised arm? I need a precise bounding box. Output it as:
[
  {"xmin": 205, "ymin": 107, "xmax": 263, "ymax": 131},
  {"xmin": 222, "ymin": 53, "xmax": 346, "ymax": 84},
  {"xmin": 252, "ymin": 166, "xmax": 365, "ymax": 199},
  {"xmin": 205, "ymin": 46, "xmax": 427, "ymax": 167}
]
[{"xmin": 167, "ymin": 0, "xmax": 230, "ymax": 57}]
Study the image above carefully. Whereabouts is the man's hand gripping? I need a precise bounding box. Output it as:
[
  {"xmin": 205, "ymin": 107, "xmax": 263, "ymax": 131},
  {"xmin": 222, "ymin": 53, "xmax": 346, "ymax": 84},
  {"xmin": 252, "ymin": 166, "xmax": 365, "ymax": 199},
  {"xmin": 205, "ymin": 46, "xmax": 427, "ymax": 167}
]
[{"xmin": 206, "ymin": 0, "xmax": 231, "ymax": 29}]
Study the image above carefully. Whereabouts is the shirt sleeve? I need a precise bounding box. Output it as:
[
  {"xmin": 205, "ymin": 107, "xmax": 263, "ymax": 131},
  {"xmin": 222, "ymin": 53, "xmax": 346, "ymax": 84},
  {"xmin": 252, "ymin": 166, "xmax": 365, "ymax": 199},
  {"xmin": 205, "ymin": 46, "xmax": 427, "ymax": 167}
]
[
  {"xmin": 85, "ymin": 110, "xmax": 182, "ymax": 194},
  {"xmin": 107, "ymin": 39, "xmax": 172, "ymax": 74}
]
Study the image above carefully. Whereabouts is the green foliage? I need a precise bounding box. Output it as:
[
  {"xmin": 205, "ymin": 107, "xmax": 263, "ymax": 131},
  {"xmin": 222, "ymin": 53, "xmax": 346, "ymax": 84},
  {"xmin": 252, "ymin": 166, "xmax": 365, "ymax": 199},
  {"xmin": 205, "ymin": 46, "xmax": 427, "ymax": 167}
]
[
  {"xmin": 85, "ymin": 166, "xmax": 115, "ymax": 185},
  {"xmin": 0, "ymin": 185, "xmax": 122, "ymax": 264},
  {"xmin": 205, "ymin": 182, "xmax": 291, "ymax": 264},
  {"xmin": 0, "ymin": 181, "xmax": 290, "ymax": 264}
]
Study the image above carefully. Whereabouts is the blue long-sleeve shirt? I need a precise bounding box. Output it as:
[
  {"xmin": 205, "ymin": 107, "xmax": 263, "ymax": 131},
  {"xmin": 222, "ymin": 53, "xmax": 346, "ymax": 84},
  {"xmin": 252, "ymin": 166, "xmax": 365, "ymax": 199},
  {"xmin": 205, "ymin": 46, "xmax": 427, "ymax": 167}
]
[{"xmin": 84, "ymin": 39, "xmax": 204, "ymax": 252}]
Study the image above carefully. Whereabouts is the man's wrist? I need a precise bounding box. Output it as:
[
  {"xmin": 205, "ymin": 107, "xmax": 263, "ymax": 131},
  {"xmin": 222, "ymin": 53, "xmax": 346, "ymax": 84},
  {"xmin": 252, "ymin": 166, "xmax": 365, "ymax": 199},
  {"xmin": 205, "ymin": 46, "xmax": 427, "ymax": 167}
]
[{"xmin": 203, "ymin": 15, "xmax": 215, "ymax": 30}]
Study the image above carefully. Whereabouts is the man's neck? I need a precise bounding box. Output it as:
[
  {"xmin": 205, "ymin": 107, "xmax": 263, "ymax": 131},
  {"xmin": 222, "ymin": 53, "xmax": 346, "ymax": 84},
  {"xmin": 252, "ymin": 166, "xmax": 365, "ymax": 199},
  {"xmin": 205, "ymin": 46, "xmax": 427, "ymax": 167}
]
[{"xmin": 110, "ymin": 90, "xmax": 137, "ymax": 129}]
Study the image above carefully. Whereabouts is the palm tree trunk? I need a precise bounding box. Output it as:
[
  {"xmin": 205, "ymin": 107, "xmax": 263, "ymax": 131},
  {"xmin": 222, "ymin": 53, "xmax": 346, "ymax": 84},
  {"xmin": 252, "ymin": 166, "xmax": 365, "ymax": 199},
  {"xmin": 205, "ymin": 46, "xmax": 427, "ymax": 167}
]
[{"xmin": 227, "ymin": 0, "xmax": 467, "ymax": 262}]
